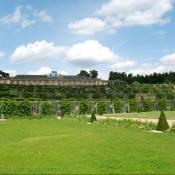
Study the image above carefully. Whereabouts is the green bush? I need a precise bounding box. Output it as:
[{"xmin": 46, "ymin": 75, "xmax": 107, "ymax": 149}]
[
  {"xmin": 129, "ymin": 100, "xmax": 138, "ymax": 112},
  {"xmin": 97, "ymin": 101, "xmax": 106, "ymax": 115},
  {"xmin": 60, "ymin": 101, "xmax": 71, "ymax": 116},
  {"xmin": 1, "ymin": 101, "xmax": 32, "ymax": 117},
  {"xmin": 156, "ymin": 111, "xmax": 169, "ymax": 131},
  {"xmin": 113, "ymin": 100, "xmax": 122, "ymax": 113},
  {"xmin": 143, "ymin": 100, "xmax": 153, "ymax": 112},
  {"xmin": 158, "ymin": 99, "xmax": 167, "ymax": 111},
  {"xmin": 79, "ymin": 101, "xmax": 89, "ymax": 114},
  {"xmin": 41, "ymin": 102, "xmax": 54, "ymax": 116},
  {"xmin": 90, "ymin": 110, "xmax": 96, "ymax": 123}
]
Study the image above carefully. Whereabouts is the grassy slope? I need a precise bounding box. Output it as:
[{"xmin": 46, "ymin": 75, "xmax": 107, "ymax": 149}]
[
  {"xmin": 0, "ymin": 119, "xmax": 175, "ymax": 174},
  {"xmin": 106, "ymin": 111, "xmax": 175, "ymax": 119}
]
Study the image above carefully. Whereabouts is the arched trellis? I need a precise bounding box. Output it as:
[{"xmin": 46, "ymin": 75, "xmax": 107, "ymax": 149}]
[{"xmin": 0, "ymin": 100, "xmax": 175, "ymax": 117}]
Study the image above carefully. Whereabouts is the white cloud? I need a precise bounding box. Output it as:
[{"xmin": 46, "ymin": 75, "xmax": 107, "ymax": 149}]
[
  {"xmin": 110, "ymin": 60, "xmax": 136, "ymax": 70},
  {"xmin": 0, "ymin": 52, "xmax": 5, "ymax": 59},
  {"xmin": 11, "ymin": 40, "xmax": 66, "ymax": 62},
  {"xmin": 128, "ymin": 63, "xmax": 166, "ymax": 75},
  {"xmin": 69, "ymin": 0, "xmax": 174, "ymax": 35},
  {"xmin": 28, "ymin": 66, "xmax": 52, "ymax": 75},
  {"xmin": 0, "ymin": 6, "xmax": 52, "ymax": 28},
  {"xmin": 5, "ymin": 70, "xmax": 17, "ymax": 77},
  {"xmin": 110, "ymin": 52, "xmax": 175, "ymax": 75},
  {"xmin": 69, "ymin": 18, "xmax": 107, "ymax": 35},
  {"xmin": 66, "ymin": 40, "xmax": 117, "ymax": 66},
  {"xmin": 28, "ymin": 66, "xmax": 68, "ymax": 75},
  {"xmin": 33, "ymin": 10, "xmax": 52, "ymax": 23},
  {"xmin": 160, "ymin": 53, "xmax": 175, "ymax": 64}
]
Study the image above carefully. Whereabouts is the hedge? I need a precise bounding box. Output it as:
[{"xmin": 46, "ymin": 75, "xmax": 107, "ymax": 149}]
[{"xmin": 0, "ymin": 99, "xmax": 175, "ymax": 118}]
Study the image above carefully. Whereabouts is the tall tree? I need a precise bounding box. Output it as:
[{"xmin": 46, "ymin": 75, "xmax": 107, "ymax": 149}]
[
  {"xmin": 90, "ymin": 70, "xmax": 98, "ymax": 79},
  {"xmin": 77, "ymin": 70, "xmax": 90, "ymax": 78}
]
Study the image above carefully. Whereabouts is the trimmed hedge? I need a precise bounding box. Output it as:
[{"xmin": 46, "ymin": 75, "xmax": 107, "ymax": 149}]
[
  {"xmin": 41, "ymin": 102, "xmax": 54, "ymax": 116},
  {"xmin": 0, "ymin": 101, "xmax": 32, "ymax": 117},
  {"xmin": 97, "ymin": 101, "xmax": 106, "ymax": 115}
]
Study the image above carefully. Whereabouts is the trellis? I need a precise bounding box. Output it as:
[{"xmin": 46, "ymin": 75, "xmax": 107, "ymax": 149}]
[{"xmin": 0, "ymin": 100, "xmax": 175, "ymax": 117}]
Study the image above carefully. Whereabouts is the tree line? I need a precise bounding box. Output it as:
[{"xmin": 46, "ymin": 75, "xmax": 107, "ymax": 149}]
[{"xmin": 109, "ymin": 71, "xmax": 175, "ymax": 84}]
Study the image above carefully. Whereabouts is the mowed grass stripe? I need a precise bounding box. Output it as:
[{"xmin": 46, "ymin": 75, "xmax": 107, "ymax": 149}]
[{"xmin": 0, "ymin": 119, "xmax": 175, "ymax": 174}]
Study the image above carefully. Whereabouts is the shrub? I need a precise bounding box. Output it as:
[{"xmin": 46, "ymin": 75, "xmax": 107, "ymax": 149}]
[
  {"xmin": 142, "ymin": 100, "xmax": 153, "ymax": 112},
  {"xmin": 60, "ymin": 101, "xmax": 71, "ymax": 116},
  {"xmin": 1, "ymin": 101, "xmax": 32, "ymax": 117},
  {"xmin": 129, "ymin": 100, "xmax": 137, "ymax": 112},
  {"xmin": 158, "ymin": 99, "xmax": 167, "ymax": 111},
  {"xmin": 156, "ymin": 111, "xmax": 169, "ymax": 131},
  {"xmin": 90, "ymin": 110, "xmax": 96, "ymax": 123},
  {"xmin": 79, "ymin": 101, "xmax": 89, "ymax": 114},
  {"xmin": 41, "ymin": 102, "xmax": 54, "ymax": 116},
  {"xmin": 113, "ymin": 100, "xmax": 122, "ymax": 113},
  {"xmin": 97, "ymin": 101, "xmax": 106, "ymax": 115}
]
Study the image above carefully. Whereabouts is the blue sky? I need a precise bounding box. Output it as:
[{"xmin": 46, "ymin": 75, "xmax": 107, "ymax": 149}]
[{"xmin": 0, "ymin": 0, "xmax": 175, "ymax": 79}]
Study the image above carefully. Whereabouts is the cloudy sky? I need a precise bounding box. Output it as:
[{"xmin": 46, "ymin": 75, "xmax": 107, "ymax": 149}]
[{"xmin": 0, "ymin": 0, "xmax": 175, "ymax": 79}]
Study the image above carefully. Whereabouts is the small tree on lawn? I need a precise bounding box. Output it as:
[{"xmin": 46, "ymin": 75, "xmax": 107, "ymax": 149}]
[
  {"xmin": 90, "ymin": 110, "xmax": 96, "ymax": 123},
  {"xmin": 156, "ymin": 111, "xmax": 169, "ymax": 131}
]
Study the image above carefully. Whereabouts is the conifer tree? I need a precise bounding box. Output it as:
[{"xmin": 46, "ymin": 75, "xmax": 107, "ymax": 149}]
[
  {"xmin": 90, "ymin": 110, "xmax": 96, "ymax": 123},
  {"xmin": 156, "ymin": 111, "xmax": 169, "ymax": 131}
]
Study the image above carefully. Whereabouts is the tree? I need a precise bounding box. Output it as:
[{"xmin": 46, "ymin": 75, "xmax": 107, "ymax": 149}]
[
  {"xmin": 90, "ymin": 110, "xmax": 96, "ymax": 123},
  {"xmin": 0, "ymin": 70, "xmax": 9, "ymax": 79},
  {"xmin": 77, "ymin": 70, "xmax": 90, "ymax": 78},
  {"xmin": 90, "ymin": 70, "xmax": 98, "ymax": 79},
  {"xmin": 156, "ymin": 111, "xmax": 169, "ymax": 131}
]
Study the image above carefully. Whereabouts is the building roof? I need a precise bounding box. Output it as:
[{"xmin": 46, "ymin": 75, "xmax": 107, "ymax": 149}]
[{"xmin": 13, "ymin": 74, "xmax": 103, "ymax": 81}]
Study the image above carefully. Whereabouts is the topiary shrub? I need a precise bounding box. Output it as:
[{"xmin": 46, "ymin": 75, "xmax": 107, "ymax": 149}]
[
  {"xmin": 41, "ymin": 102, "xmax": 54, "ymax": 116},
  {"xmin": 90, "ymin": 110, "xmax": 96, "ymax": 123},
  {"xmin": 97, "ymin": 101, "xmax": 106, "ymax": 115},
  {"xmin": 156, "ymin": 111, "xmax": 169, "ymax": 131},
  {"xmin": 79, "ymin": 101, "xmax": 89, "ymax": 114}
]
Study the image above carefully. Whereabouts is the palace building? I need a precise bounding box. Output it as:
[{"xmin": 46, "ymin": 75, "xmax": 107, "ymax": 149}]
[{"xmin": 0, "ymin": 71, "xmax": 108, "ymax": 86}]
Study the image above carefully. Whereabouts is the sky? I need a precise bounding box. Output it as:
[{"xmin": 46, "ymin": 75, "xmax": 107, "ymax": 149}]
[{"xmin": 0, "ymin": 0, "xmax": 175, "ymax": 79}]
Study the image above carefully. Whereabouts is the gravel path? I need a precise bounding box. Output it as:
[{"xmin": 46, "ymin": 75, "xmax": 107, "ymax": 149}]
[{"xmin": 96, "ymin": 116, "xmax": 175, "ymax": 127}]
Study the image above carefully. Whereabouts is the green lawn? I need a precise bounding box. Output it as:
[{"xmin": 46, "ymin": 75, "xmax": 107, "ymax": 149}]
[
  {"xmin": 0, "ymin": 119, "xmax": 175, "ymax": 174},
  {"xmin": 105, "ymin": 111, "xmax": 175, "ymax": 119}
]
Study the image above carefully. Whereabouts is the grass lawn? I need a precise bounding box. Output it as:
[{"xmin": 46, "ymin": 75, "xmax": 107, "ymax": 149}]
[
  {"xmin": 0, "ymin": 119, "xmax": 175, "ymax": 174},
  {"xmin": 105, "ymin": 111, "xmax": 175, "ymax": 119}
]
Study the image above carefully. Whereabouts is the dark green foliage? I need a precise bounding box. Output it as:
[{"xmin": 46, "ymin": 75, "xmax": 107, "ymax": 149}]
[
  {"xmin": 97, "ymin": 101, "xmax": 106, "ymax": 115},
  {"xmin": 129, "ymin": 100, "xmax": 138, "ymax": 112},
  {"xmin": 158, "ymin": 99, "xmax": 167, "ymax": 111},
  {"xmin": 143, "ymin": 100, "xmax": 153, "ymax": 112},
  {"xmin": 90, "ymin": 110, "xmax": 96, "ymax": 123},
  {"xmin": 0, "ymin": 101, "xmax": 32, "ymax": 117},
  {"xmin": 156, "ymin": 111, "xmax": 169, "ymax": 131},
  {"xmin": 77, "ymin": 70, "xmax": 90, "ymax": 78},
  {"xmin": 60, "ymin": 101, "xmax": 71, "ymax": 115},
  {"xmin": 113, "ymin": 100, "xmax": 122, "ymax": 113},
  {"xmin": 109, "ymin": 71, "xmax": 175, "ymax": 84},
  {"xmin": 90, "ymin": 70, "xmax": 98, "ymax": 79},
  {"xmin": 41, "ymin": 102, "xmax": 54, "ymax": 116},
  {"xmin": 79, "ymin": 101, "xmax": 89, "ymax": 114}
]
